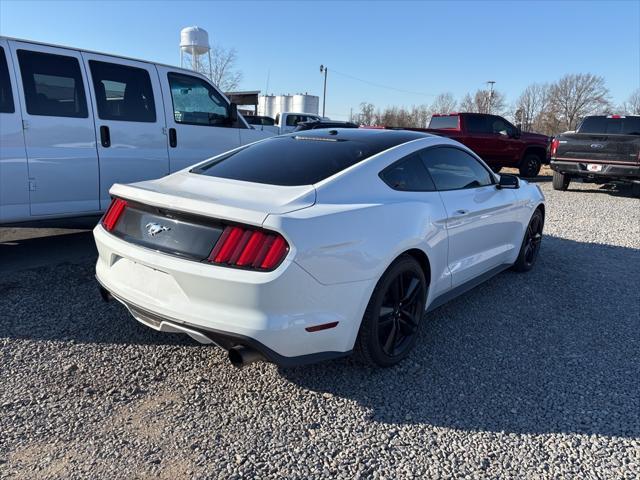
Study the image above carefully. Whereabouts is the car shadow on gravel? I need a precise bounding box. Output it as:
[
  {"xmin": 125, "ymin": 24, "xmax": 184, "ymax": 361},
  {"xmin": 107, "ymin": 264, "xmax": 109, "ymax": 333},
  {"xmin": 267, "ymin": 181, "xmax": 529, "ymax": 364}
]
[
  {"xmin": 281, "ymin": 235, "xmax": 640, "ymax": 438},
  {"xmin": 0, "ymin": 261, "xmax": 193, "ymax": 347}
]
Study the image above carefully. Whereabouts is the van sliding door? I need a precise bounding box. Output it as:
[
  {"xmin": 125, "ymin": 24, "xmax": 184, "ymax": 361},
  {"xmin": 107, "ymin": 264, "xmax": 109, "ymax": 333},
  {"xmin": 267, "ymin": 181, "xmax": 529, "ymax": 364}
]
[
  {"xmin": 82, "ymin": 53, "xmax": 169, "ymax": 210},
  {"xmin": 9, "ymin": 40, "xmax": 100, "ymax": 217}
]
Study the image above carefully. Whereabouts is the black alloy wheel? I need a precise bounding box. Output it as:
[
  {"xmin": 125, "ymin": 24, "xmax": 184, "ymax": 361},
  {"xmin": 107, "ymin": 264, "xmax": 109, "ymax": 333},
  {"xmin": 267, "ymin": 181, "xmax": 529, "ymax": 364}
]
[
  {"xmin": 377, "ymin": 270, "xmax": 423, "ymax": 357},
  {"xmin": 355, "ymin": 255, "xmax": 427, "ymax": 367},
  {"xmin": 513, "ymin": 209, "xmax": 544, "ymax": 272}
]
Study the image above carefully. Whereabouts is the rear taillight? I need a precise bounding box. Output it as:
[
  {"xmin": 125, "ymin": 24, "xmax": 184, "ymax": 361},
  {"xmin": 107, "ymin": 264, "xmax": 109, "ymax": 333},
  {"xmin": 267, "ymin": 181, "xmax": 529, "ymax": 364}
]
[
  {"xmin": 550, "ymin": 138, "xmax": 559, "ymax": 157},
  {"xmin": 101, "ymin": 198, "xmax": 127, "ymax": 231},
  {"xmin": 207, "ymin": 225, "xmax": 289, "ymax": 271}
]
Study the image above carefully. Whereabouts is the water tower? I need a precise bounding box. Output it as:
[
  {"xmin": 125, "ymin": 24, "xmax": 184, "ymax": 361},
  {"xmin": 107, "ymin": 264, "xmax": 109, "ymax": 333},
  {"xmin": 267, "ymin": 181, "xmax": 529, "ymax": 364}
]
[{"xmin": 180, "ymin": 26, "xmax": 212, "ymax": 78}]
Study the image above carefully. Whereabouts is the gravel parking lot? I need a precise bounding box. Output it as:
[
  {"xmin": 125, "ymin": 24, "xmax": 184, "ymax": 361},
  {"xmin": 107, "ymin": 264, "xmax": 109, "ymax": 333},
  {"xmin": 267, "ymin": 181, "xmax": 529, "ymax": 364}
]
[{"xmin": 1, "ymin": 174, "xmax": 639, "ymax": 479}]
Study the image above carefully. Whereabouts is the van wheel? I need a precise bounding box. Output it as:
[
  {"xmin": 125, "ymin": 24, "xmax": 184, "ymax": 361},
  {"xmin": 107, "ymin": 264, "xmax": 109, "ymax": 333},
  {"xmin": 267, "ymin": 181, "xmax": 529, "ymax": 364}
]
[
  {"xmin": 552, "ymin": 171, "xmax": 571, "ymax": 191},
  {"xmin": 355, "ymin": 255, "xmax": 427, "ymax": 367},
  {"xmin": 519, "ymin": 154, "xmax": 542, "ymax": 177}
]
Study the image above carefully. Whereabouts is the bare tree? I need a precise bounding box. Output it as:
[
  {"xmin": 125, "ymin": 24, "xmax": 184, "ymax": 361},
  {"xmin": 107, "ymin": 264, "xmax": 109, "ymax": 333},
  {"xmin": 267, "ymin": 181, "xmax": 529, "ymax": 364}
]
[
  {"xmin": 430, "ymin": 93, "xmax": 457, "ymax": 114},
  {"xmin": 459, "ymin": 93, "xmax": 476, "ymax": 112},
  {"xmin": 515, "ymin": 83, "xmax": 551, "ymax": 131},
  {"xmin": 620, "ymin": 88, "xmax": 640, "ymax": 115},
  {"xmin": 458, "ymin": 90, "xmax": 506, "ymax": 114},
  {"xmin": 354, "ymin": 102, "xmax": 376, "ymax": 125},
  {"xmin": 209, "ymin": 44, "xmax": 242, "ymax": 92},
  {"xmin": 550, "ymin": 73, "xmax": 610, "ymax": 131}
]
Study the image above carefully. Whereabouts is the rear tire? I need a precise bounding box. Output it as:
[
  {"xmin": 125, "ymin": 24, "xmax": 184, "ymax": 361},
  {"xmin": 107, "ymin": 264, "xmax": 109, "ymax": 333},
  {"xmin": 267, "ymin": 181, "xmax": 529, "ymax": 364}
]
[
  {"xmin": 631, "ymin": 183, "xmax": 640, "ymax": 198},
  {"xmin": 512, "ymin": 209, "xmax": 544, "ymax": 272},
  {"xmin": 552, "ymin": 171, "xmax": 571, "ymax": 191},
  {"xmin": 355, "ymin": 255, "xmax": 427, "ymax": 367},
  {"xmin": 519, "ymin": 153, "xmax": 542, "ymax": 177}
]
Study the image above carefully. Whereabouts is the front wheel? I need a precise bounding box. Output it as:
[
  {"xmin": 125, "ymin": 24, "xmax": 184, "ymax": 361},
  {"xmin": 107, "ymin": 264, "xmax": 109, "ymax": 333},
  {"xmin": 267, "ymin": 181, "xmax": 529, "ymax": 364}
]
[
  {"xmin": 512, "ymin": 209, "xmax": 544, "ymax": 272},
  {"xmin": 355, "ymin": 255, "xmax": 427, "ymax": 367},
  {"xmin": 519, "ymin": 154, "xmax": 542, "ymax": 178}
]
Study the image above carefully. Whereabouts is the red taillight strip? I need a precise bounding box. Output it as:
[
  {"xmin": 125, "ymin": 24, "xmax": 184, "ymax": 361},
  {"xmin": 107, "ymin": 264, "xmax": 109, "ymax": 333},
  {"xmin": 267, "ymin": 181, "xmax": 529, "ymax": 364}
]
[
  {"xmin": 207, "ymin": 225, "xmax": 289, "ymax": 271},
  {"xmin": 236, "ymin": 231, "xmax": 266, "ymax": 266},
  {"xmin": 261, "ymin": 236, "xmax": 288, "ymax": 269},
  {"xmin": 102, "ymin": 198, "xmax": 127, "ymax": 231}
]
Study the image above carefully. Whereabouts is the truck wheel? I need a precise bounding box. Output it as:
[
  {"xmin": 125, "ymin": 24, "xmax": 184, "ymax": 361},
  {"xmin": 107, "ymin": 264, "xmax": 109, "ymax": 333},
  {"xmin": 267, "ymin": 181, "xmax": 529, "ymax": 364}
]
[
  {"xmin": 552, "ymin": 171, "xmax": 571, "ymax": 191},
  {"xmin": 632, "ymin": 183, "xmax": 640, "ymax": 198},
  {"xmin": 519, "ymin": 154, "xmax": 542, "ymax": 177}
]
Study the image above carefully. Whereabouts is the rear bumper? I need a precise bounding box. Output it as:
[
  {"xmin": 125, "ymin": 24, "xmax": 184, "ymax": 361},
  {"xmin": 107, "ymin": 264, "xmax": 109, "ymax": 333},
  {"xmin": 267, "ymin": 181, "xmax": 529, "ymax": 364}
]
[
  {"xmin": 94, "ymin": 225, "xmax": 371, "ymax": 364},
  {"xmin": 550, "ymin": 159, "xmax": 640, "ymax": 183}
]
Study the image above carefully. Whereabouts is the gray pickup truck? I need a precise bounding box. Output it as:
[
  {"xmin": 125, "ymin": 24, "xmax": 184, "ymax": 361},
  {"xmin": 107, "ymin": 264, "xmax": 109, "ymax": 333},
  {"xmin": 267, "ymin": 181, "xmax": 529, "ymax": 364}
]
[{"xmin": 550, "ymin": 115, "xmax": 640, "ymax": 195}]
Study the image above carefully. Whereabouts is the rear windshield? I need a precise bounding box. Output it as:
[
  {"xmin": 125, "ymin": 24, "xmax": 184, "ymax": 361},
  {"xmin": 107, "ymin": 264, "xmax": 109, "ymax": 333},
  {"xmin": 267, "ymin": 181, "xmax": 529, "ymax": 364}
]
[
  {"xmin": 578, "ymin": 116, "xmax": 640, "ymax": 135},
  {"xmin": 193, "ymin": 134, "xmax": 401, "ymax": 186},
  {"xmin": 428, "ymin": 115, "xmax": 459, "ymax": 129}
]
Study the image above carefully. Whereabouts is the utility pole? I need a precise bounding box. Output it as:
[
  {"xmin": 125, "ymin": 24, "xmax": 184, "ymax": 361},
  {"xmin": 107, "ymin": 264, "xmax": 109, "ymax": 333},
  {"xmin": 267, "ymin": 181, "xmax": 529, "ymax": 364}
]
[
  {"xmin": 320, "ymin": 65, "xmax": 328, "ymax": 117},
  {"xmin": 486, "ymin": 80, "xmax": 496, "ymax": 113}
]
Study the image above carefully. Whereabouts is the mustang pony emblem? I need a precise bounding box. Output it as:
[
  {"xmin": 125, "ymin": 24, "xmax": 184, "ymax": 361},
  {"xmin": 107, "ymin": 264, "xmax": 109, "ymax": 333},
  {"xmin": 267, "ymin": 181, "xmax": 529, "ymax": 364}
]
[{"xmin": 145, "ymin": 222, "xmax": 171, "ymax": 237}]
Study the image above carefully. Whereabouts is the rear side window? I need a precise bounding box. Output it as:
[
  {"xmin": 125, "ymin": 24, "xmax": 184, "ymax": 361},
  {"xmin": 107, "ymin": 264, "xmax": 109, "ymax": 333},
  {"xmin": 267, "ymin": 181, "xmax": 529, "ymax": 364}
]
[
  {"xmin": 17, "ymin": 50, "xmax": 88, "ymax": 118},
  {"xmin": 421, "ymin": 147, "xmax": 493, "ymax": 191},
  {"xmin": 465, "ymin": 115, "xmax": 489, "ymax": 134},
  {"xmin": 0, "ymin": 47, "xmax": 15, "ymax": 113},
  {"xmin": 429, "ymin": 115, "xmax": 458, "ymax": 129},
  {"xmin": 168, "ymin": 72, "xmax": 229, "ymax": 126},
  {"xmin": 194, "ymin": 135, "xmax": 377, "ymax": 186},
  {"xmin": 89, "ymin": 60, "xmax": 156, "ymax": 122},
  {"xmin": 579, "ymin": 116, "xmax": 640, "ymax": 135},
  {"xmin": 380, "ymin": 153, "xmax": 435, "ymax": 191}
]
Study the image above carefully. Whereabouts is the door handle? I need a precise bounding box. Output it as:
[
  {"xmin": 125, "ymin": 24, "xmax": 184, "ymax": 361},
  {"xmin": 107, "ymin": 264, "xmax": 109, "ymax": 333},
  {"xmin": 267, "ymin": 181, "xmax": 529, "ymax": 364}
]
[
  {"xmin": 169, "ymin": 128, "xmax": 177, "ymax": 148},
  {"xmin": 453, "ymin": 209, "xmax": 469, "ymax": 216},
  {"xmin": 100, "ymin": 125, "xmax": 111, "ymax": 148}
]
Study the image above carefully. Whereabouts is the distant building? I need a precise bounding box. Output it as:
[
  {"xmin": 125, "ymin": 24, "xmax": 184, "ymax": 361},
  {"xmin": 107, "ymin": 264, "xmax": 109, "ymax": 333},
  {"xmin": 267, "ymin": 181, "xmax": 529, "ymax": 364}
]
[{"xmin": 258, "ymin": 94, "xmax": 320, "ymax": 118}]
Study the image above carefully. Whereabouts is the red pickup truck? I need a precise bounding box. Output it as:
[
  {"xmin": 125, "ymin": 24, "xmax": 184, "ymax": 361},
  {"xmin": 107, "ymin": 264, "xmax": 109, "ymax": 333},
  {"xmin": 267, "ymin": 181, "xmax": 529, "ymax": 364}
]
[{"xmin": 412, "ymin": 113, "xmax": 550, "ymax": 177}]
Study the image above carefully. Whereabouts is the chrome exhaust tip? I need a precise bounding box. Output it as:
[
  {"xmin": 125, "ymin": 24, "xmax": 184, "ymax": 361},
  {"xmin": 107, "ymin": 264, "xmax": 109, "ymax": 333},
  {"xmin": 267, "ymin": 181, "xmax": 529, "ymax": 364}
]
[{"xmin": 228, "ymin": 345, "xmax": 264, "ymax": 368}]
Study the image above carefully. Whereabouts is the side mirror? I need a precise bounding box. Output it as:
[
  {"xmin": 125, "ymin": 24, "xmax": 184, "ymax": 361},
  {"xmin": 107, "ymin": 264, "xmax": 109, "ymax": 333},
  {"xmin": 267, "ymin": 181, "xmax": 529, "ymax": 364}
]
[
  {"xmin": 497, "ymin": 173, "xmax": 519, "ymax": 189},
  {"xmin": 228, "ymin": 102, "xmax": 239, "ymax": 125}
]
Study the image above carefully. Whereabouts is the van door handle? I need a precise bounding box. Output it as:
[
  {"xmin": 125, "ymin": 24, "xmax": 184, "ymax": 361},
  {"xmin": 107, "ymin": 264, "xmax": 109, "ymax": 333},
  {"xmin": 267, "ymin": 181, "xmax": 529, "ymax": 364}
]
[
  {"xmin": 100, "ymin": 126, "xmax": 111, "ymax": 148},
  {"xmin": 169, "ymin": 128, "xmax": 177, "ymax": 148},
  {"xmin": 453, "ymin": 209, "xmax": 469, "ymax": 216}
]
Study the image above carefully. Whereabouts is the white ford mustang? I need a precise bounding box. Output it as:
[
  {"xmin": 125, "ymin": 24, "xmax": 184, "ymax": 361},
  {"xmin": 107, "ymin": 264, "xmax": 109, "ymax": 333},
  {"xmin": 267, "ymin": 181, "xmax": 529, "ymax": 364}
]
[{"xmin": 95, "ymin": 129, "xmax": 545, "ymax": 368}]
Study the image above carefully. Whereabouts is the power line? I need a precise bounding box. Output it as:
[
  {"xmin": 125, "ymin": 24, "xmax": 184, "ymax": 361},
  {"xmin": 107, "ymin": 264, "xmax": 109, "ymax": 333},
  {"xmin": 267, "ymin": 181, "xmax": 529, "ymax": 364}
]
[{"xmin": 330, "ymin": 68, "xmax": 437, "ymax": 98}]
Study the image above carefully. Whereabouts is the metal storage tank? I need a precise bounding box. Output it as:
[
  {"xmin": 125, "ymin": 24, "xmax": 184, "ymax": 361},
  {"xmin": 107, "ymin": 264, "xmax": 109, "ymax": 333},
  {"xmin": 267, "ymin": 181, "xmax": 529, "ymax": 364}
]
[
  {"xmin": 180, "ymin": 26, "xmax": 210, "ymax": 55},
  {"xmin": 291, "ymin": 94, "xmax": 319, "ymax": 115},
  {"xmin": 258, "ymin": 94, "xmax": 320, "ymax": 117}
]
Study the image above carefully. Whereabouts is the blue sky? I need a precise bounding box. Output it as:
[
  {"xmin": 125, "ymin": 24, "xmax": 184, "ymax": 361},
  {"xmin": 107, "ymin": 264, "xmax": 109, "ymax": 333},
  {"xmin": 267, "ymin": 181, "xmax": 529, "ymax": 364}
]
[{"xmin": 2, "ymin": 0, "xmax": 639, "ymax": 120}]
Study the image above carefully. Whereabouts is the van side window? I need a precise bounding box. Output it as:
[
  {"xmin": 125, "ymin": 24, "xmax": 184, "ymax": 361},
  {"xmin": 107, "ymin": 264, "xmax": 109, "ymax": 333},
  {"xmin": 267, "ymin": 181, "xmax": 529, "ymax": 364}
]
[
  {"xmin": 89, "ymin": 61, "xmax": 156, "ymax": 122},
  {"xmin": 0, "ymin": 47, "xmax": 15, "ymax": 113},
  {"xmin": 167, "ymin": 72, "xmax": 229, "ymax": 126},
  {"xmin": 17, "ymin": 50, "xmax": 88, "ymax": 118}
]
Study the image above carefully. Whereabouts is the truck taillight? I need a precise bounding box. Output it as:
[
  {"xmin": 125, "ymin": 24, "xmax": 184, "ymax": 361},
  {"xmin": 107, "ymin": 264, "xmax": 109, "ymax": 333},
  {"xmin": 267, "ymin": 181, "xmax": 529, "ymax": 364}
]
[
  {"xmin": 101, "ymin": 198, "xmax": 127, "ymax": 231},
  {"xmin": 550, "ymin": 138, "xmax": 559, "ymax": 157},
  {"xmin": 207, "ymin": 225, "xmax": 289, "ymax": 271}
]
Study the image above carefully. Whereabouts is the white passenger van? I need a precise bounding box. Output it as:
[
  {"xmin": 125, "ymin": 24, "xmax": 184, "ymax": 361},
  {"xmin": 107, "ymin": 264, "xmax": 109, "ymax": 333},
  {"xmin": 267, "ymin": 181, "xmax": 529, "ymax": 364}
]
[{"xmin": 0, "ymin": 37, "xmax": 272, "ymax": 223}]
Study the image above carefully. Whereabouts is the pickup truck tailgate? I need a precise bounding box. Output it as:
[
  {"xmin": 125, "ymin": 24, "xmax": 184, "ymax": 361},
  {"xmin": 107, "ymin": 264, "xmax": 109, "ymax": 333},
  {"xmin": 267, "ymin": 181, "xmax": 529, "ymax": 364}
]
[{"xmin": 557, "ymin": 133, "xmax": 640, "ymax": 165}]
